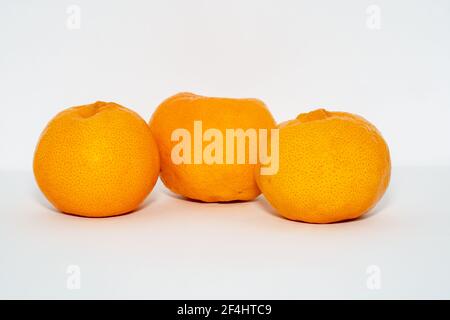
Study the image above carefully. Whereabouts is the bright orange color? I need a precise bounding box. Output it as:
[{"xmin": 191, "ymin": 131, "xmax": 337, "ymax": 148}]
[
  {"xmin": 33, "ymin": 101, "xmax": 160, "ymax": 217},
  {"xmin": 149, "ymin": 92, "xmax": 276, "ymax": 202},
  {"xmin": 255, "ymin": 109, "xmax": 391, "ymax": 223}
]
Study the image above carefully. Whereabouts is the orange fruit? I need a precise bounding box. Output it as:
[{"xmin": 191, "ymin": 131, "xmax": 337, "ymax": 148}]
[
  {"xmin": 149, "ymin": 92, "xmax": 276, "ymax": 202},
  {"xmin": 255, "ymin": 108, "xmax": 391, "ymax": 223},
  {"xmin": 33, "ymin": 101, "xmax": 160, "ymax": 217}
]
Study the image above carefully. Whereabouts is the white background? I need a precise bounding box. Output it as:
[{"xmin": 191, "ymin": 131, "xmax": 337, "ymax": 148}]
[
  {"xmin": 1, "ymin": 0, "xmax": 450, "ymax": 299},
  {"xmin": 1, "ymin": 0, "xmax": 450, "ymax": 169}
]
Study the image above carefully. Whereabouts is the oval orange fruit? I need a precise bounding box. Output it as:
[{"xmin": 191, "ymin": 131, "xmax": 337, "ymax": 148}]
[
  {"xmin": 33, "ymin": 101, "xmax": 160, "ymax": 217},
  {"xmin": 255, "ymin": 108, "xmax": 391, "ymax": 223},
  {"xmin": 149, "ymin": 92, "xmax": 276, "ymax": 202}
]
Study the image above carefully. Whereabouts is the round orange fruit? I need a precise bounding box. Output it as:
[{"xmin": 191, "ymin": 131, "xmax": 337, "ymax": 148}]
[
  {"xmin": 255, "ymin": 108, "xmax": 391, "ymax": 223},
  {"xmin": 149, "ymin": 92, "xmax": 276, "ymax": 202},
  {"xmin": 33, "ymin": 101, "xmax": 160, "ymax": 217}
]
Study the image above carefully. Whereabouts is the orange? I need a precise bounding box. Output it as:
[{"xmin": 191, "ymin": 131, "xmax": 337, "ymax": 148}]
[
  {"xmin": 255, "ymin": 108, "xmax": 391, "ymax": 223},
  {"xmin": 149, "ymin": 92, "xmax": 276, "ymax": 202},
  {"xmin": 33, "ymin": 101, "xmax": 160, "ymax": 217}
]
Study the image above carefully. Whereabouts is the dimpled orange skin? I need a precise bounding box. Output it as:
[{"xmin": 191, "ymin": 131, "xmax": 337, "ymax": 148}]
[
  {"xmin": 255, "ymin": 109, "xmax": 391, "ymax": 223},
  {"xmin": 33, "ymin": 102, "xmax": 160, "ymax": 217},
  {"xmin": 149, "ymin": 92, "xmax": 276, "ymax": 202}
]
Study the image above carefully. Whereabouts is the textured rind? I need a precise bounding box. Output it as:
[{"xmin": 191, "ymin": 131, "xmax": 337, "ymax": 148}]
[
  {"xmin": 149, "ymin": 92, "xmax": 276, "ymax": 202},
  {"xmin": 33, "ymin": 101, "xmax": 160, "ymax": 217},
  {"xmin": 255, "ymin": 109, "xmax": 391, "ymax": 223}
]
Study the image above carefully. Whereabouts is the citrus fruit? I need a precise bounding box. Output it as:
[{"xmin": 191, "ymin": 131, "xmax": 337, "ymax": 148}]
[
  {"xmin": 33, "ymin": 101, "xmax": 160, "ymax": 217},
  {"xmin": 255, "ymin": 108, "xmax": 391, "ymax": 223},
  {"xmin": 149, "ymin": 92, "xmax": 276, "ymax": 202}
]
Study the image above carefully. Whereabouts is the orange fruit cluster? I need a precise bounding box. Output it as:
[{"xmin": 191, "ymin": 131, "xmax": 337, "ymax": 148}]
[{"xmin": 34, "ymin": 93, "xmax": 390, "ymax": 223}]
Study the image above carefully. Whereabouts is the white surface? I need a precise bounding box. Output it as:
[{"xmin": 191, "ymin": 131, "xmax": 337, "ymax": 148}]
[
  {"xmin": 1, "ymin": 0, "xmax": 450, "ymax": 299},
  {"xmin": 1, "ymin": 166, "xmax": 450, "ymax": 299},
  {"xmin": 1, "ymin": 0, "xmax": 450, "ymax": 170}
]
